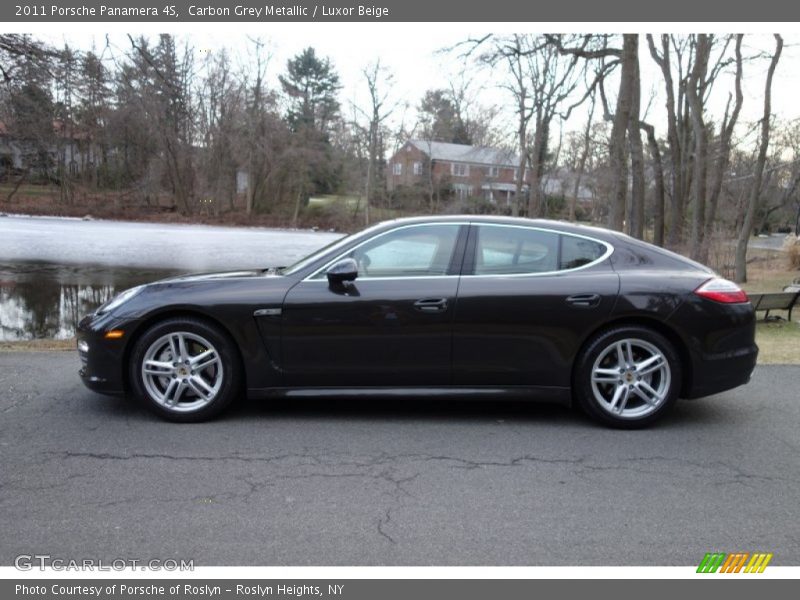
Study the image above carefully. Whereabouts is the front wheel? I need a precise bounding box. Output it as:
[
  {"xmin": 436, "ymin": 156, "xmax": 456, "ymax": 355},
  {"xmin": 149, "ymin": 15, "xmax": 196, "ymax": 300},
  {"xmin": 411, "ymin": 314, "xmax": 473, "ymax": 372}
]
[
  {"xmin": 573, "ymin": 326, "xmax": 682, "ymax": 428},
  {"xmin": 129, "ymin": 317, "xmax": 242, "ymax": 422}
]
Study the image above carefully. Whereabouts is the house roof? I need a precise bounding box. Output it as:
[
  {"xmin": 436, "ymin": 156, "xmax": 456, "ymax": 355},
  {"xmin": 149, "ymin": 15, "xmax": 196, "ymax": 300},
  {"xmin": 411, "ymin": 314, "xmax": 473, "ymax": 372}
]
[
  {"xmin": 0, "ymin": 119, "xmax": 89, "ymax": 140},
  {"xmin": 408, "ymin": 140, "xmax": 519, "ymax": 168}
]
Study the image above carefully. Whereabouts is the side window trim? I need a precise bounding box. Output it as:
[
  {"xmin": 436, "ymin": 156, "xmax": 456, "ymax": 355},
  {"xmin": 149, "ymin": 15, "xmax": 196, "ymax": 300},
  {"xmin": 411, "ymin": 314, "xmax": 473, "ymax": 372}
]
[
  {"xmin": 463, "ymin": 223, "xmax": 613, "ymax": 278},
  {"xmin": 304, "ymin": 222, "xmax": 469, "ymax": 281}
]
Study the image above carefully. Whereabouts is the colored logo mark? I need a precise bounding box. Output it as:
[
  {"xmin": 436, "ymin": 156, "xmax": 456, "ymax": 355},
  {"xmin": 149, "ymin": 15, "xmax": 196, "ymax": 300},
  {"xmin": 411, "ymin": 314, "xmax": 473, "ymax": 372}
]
[{"xmin": 697, "ymin": 552, "xmax": 773, "ymax": 573}]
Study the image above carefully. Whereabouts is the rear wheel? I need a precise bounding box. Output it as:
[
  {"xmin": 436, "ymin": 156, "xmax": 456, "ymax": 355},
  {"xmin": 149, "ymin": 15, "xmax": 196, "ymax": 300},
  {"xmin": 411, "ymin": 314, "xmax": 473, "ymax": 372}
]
[
  {"xmin": 574, "ymin": 326, "xmax": 681, "ymax": 428},
  {"xmin": 129, "ymin": 317, "xmax": 241, "ymax": 422}
]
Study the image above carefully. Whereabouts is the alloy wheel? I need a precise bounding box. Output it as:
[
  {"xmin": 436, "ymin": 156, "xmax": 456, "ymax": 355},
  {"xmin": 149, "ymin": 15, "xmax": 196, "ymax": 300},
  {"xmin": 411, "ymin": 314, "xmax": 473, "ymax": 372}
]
[
  {"xmin": 589, "ymin": 338, "xmax": 672, "ymax": 419},
  {"xmin": 141, "ymin": 331, "xmax": 223, "ymax": 413}
]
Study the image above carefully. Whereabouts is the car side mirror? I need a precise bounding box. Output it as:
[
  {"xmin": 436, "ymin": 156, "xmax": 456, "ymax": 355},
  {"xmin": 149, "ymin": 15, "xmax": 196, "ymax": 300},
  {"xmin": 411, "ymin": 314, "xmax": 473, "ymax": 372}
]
[{"xmin": 326, "ymin": 258, "xmax": 358, "ymax": 284}]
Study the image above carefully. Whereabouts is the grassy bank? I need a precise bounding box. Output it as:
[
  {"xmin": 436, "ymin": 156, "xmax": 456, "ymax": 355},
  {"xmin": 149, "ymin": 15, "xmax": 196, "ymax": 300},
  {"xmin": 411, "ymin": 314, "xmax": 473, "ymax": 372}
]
[
  {"xmin": 756, "ymin": 319, "xmax": 800, "ymax": 363},
  {"xmin": 1, "ymin": 187, "xmax": 385, "ymax": 233},
  {"xmin": 0, "ymin": 339, "xmax": 76, "ymax": 352}
]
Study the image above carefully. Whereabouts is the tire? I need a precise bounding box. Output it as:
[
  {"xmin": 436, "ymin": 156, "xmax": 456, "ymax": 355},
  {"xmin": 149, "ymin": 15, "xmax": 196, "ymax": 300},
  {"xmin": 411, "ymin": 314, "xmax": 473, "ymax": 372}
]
[
  {"xmin": 573, "ymin": 326, "xmax": 682, "ymax": 429},
  {"xmin": 129, "ymin": 317, "xmax": 242, "ymax": 422}
]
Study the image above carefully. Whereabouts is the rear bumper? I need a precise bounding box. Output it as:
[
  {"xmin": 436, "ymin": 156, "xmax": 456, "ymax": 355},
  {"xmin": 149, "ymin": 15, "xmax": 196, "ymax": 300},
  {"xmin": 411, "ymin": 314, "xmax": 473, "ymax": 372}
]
[
  {"xmin": 682, "ymin": 344, "xmax": 758, "ymax": 399},
  {"xmin": 668, "ymin": 297, "xmax": 758, "ymax": 400}
]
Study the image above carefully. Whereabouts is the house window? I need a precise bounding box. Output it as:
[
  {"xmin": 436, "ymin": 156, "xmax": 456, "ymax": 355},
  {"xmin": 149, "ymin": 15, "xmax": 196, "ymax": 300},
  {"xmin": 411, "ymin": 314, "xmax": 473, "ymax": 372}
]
[
  {"xmin": 487, "ymin": 166, "xmax": 500, "ymax": 178},
  {"xmin": 453, "ymin": 184, "xmax": 471, "ymax": 200},
  {"xmin": 413, "ymin": 161, "xmax": 422, "ymax": 176},
  {"xmin": 451, "ymin": 163, "xmax": 469, "ymax": 177},
  {"xmin": 393, "ymin": 163, "xmax": 402, "ymax": 176}
]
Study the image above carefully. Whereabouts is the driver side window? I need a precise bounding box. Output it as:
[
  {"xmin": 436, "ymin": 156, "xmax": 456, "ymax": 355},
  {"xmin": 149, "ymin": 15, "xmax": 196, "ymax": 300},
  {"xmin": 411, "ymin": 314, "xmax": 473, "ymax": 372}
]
[{"xmin": 318, "ymin": 224, "xmax": 461, "ymax": 279}]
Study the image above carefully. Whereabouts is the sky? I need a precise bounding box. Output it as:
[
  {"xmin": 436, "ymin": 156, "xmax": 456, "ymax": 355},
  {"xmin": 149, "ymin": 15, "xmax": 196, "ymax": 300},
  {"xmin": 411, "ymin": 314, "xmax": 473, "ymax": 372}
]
[{"xmin": 32, "ymin": 24, "xmax": 800, "ymax": 150}]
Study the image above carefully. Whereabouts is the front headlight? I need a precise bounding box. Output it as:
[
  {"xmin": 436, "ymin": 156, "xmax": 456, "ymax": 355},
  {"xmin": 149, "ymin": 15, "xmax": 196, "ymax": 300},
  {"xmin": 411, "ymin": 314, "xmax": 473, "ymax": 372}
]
[{"xmin": 96, "ymin": 285, "xmax": 144, "ymax": 315}]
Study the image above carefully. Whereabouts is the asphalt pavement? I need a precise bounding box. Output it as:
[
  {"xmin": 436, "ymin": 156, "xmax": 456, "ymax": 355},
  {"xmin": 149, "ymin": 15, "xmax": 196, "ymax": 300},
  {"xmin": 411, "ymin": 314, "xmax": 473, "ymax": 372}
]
[{"xmin": 1, "ymin": 351, "xmax": 799, "ymax": 566}]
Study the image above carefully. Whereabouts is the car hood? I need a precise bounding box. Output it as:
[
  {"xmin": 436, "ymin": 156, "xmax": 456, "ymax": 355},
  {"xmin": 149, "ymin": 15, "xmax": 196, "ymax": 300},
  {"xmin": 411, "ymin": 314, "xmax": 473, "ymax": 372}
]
[{"xmin": 153, "ymin": 269, "xmax": 271, "ymax": 284}]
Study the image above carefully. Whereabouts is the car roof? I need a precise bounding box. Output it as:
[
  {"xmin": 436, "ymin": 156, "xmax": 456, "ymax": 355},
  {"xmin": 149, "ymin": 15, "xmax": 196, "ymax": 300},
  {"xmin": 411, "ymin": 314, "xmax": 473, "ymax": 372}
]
[{"xmin": 371, "ymin": 215, "xmax": 618, "ymax": 241}]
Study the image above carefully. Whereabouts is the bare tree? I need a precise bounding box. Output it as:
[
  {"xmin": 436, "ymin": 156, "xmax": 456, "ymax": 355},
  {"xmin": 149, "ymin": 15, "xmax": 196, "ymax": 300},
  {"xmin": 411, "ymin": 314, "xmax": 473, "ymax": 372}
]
[
  {"xmin": 545, "ymin": 34, "xmax": 638, "ymax": 233},
  {"xmin": 624, "ymin": 35, "xmax": 645, "ymax": 238},
  {"xmin": 478, "ymin": 35, "xmax": 586, "ymax": 217},
  {"xmin": 355, "ymin": 60, "xmax": 396, "ymax": 225},
  {"xmin": 0, "ymin": 34, "xmax": 54, "ymax": 84},
  {"xmin": 734, "ymin": 35, "xmax": 783, "ymax": 283},
  {"xmin": 126, "ymin": 35, "xmax": 197, "ymax": 214},
  {"xmin": 685, "ymin": 35, "xmax": 713, "ymax": 260},
  {"xmin": 639, "ymin": 119, "xmax": 666, "ymax": 245},
  {"xmin": 647, "ymin": 34, "xmax": 691, "ymax": 248},
  {"xmin": 568, "ymin": 93, "xmax": 596, "ymax": 221},
  {"xmin": 700, "ymin": 35, "xmax": 744, "ymax": 263},
  {"xmin": 197, "ymin": 49, "xmax": 243, "ymax": 216}
]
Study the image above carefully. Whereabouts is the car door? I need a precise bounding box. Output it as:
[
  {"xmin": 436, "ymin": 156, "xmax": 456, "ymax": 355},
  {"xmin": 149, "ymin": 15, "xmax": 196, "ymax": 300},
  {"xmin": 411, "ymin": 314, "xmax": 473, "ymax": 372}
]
[
  {"xmin": 280, "ymin": 223, "xmax": 467, "ymax": 387},
  {"xmin": 452, "ymin": 223, "xmax": 619, "ymax": 388}
]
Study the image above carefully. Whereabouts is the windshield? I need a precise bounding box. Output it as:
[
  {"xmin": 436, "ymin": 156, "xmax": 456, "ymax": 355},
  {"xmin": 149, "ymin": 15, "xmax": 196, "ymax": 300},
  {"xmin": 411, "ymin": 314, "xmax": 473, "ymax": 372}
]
[{"xmin": 279, "ymin": 224, "xmax": 385, "ymax": 276}]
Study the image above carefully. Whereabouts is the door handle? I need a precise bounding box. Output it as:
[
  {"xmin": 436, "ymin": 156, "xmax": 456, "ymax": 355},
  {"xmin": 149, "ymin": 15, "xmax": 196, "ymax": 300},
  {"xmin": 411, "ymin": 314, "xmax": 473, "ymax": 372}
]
[
  {"xmin": 414, "ymin": 298, "xmax": 448, "ymax": 313},
  {"xmin": 566, "ymin": 293, "xmax": 601, "ymax": 308}
]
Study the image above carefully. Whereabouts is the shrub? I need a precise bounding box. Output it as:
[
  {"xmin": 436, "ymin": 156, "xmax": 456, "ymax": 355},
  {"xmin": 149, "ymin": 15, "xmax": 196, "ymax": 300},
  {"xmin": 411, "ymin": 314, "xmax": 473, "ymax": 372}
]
[{"xmin": 784, "ymin": 234, "xmax": 800, "ymax": 270}]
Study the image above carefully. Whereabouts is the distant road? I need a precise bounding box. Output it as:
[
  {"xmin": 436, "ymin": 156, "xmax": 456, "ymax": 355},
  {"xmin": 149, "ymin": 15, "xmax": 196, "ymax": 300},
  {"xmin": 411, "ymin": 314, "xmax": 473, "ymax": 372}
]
[
  {"xmin": 0, "ymin": 214, "xmax": 342, "ymax": 270},
  {"xmin": 749, "ymin": 234, "xmax": 790, "ymax": 252},
  {"xmin": 1, "ymin": 352, "xmax": 799, "ymax": 566}
]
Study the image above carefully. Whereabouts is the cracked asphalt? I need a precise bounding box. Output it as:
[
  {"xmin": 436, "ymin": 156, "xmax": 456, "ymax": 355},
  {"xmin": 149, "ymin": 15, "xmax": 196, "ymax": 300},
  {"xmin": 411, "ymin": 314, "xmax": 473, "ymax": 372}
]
[{"xmin": 1, "ymin": 351, "xmax": 799, "ymax": 565}]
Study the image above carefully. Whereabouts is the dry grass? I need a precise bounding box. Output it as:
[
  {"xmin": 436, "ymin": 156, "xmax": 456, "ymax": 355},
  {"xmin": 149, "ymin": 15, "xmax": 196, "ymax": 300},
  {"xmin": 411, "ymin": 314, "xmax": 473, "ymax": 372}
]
[
  {"xmin": 756, "ymin": 320, "xmax": 800, "ymax": 364},
  {"xmin": 0, "ymin": 338, "xmax": 76, "ymax": 352},
  {"xmin": 739, "ymin": 246, "xmax": 798, "ymax": 293}
]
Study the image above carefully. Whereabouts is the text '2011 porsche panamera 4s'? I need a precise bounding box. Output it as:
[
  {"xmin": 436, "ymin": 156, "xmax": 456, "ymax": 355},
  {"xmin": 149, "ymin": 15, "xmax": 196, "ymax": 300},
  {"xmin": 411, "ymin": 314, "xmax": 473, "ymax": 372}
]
[{"xmin": 77, "ymin": 216, "xmax": 757, "ymax": 428}]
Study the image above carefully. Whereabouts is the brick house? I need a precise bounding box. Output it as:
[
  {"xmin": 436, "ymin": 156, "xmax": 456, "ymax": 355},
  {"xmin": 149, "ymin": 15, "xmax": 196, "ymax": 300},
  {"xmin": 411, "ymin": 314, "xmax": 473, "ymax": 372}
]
[
  {"xmin": 387, "ymin": 140, "xmax": 527, "ymax": 204},
  {"xmin": 0, "ymin": 120, "xmax": 97, "ymax": 179}
]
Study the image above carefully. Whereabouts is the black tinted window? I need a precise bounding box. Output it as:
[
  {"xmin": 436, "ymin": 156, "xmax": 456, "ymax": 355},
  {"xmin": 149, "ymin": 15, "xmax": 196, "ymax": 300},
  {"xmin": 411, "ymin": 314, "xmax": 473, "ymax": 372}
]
[{"xmin": 559, "ymin": 235, "xmax": 607, "ymax": 270}]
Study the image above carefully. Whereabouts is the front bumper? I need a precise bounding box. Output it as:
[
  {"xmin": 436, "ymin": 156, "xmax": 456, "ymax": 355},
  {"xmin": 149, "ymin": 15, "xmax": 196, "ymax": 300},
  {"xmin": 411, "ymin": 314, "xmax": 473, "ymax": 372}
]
[{"xmin": 76, "ymin": 313, "xmax": 140, "ymax": 396}]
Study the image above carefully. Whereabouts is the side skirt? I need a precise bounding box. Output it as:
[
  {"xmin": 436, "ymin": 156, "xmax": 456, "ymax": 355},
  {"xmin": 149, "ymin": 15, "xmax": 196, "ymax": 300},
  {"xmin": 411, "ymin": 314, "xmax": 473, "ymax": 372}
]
[{"xmin": 246, "ymin": 385, "xmax": 572, "ymax": 406}]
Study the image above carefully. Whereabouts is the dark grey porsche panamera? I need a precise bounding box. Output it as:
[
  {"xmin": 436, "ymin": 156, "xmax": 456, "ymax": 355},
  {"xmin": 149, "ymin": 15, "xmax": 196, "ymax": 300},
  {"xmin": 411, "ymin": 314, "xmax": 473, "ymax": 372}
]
[{"xmin": 77, "ymin": 216, "xmax": 757, "ymax": 427}]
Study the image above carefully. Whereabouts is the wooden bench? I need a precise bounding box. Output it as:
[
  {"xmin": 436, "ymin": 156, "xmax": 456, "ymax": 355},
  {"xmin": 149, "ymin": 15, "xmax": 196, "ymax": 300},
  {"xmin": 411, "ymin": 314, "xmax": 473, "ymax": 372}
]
[{"xmin": 747, "ymin": 290, "xmax": 800, "ymax": 321}]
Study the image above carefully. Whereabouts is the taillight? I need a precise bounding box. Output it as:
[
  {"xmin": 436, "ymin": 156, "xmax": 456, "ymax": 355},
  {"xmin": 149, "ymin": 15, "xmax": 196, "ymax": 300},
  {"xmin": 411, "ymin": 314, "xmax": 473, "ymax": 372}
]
[{"xmin": 694, "ymin": 278, "xmax": 749, "ymax": 304}]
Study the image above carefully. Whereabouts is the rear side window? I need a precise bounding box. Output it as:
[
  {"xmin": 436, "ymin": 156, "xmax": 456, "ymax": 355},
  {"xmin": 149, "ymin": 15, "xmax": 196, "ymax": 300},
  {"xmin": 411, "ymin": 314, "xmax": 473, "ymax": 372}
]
[
  {"xmin": 559, "ymin": 235, "xmax": 606, "ymax": 270},
  {"xmin": 471, "ymin": 225, "xmax": 608, "ymax": 275},
  {"xmin": 473, "ymin": 226, "xmax": 559, "ymax": 275}
]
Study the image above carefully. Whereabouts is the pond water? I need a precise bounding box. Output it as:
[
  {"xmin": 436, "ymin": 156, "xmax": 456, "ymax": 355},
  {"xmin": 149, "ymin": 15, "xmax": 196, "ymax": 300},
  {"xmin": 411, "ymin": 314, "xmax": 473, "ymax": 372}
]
[{"xmin": 0, "ymin": 215, "xmax": 343, "ymax": 340}]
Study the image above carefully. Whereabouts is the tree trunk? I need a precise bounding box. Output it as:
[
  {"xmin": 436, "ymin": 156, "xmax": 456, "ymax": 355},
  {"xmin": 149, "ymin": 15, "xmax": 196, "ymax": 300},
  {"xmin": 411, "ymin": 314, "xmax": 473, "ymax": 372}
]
[
  {"xmin": 570, "ymin": 97, "xmax": 595, "ymax": 222},
  {"xmin": 513, "ymin": 123, "xmax": 527, "ymax": 218},
  {"xmin": 686, "ymin": 35, "xmax": 711, "ymax": 260},
  {"xmin": 527, "ymin": 117, "xmax": 546, "ymax": 217},
  {"xmin": 701, "ymin": 35, "xmax": 744, "ymax": 264},
  {"xmin": 607, "ymin": 35, "xmax": 637, "ymax": 232},
  {"xmin": 641, "ymin": 122, "xmax": 665, "ymax": 246},
  {"xmin": 735, "ymin": 35, "xmax": 783, "ymax": 283},
  {"xmin": 292, "ymin": 187, "xmax": 303, "ymax": 228},
  {"xmin": 364, "ymin": 138, "xmax": 373, "ymax": 226},
  {"xmin": 627, "ymin": 36, "xmax": 645, "ymax": 240},
  {"xmin": 647, "ymin": 35, "xmax": 685, "ymax": 248},
  {"xmin": 5, "ymin": 168, "xmax": 30, "ymax": 203}
]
